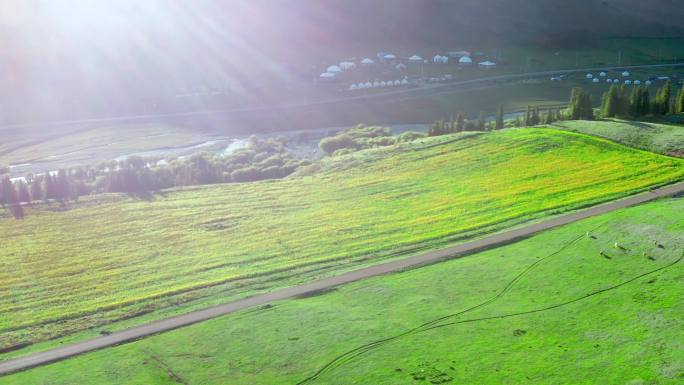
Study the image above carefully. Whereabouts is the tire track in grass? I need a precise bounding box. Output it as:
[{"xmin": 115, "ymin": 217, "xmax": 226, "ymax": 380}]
[{"xmin": 297, "ymin": 227, "xmax": 683, "ymax": 384}]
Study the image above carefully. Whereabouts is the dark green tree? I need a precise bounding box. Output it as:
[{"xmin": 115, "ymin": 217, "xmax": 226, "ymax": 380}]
[
  {"xmin": 477, "ymin": 112, "xmax": 486, "ymax": 131},
  {"xmin": 17, "ymin": 181, "xmax": 31, "ymax": 204},
  {"xmin": 456, "ymin": 112, "xmax": 465, "ymax": 132},
  {"xmin": 30, "ymin": 176, "xmax": 44, "ymax": 201},
  {"xmin": 675, "ymin": 86, "xmax": 684, "ymax": 114},
  {"xmin": 654, "ymin": 81, "xmax": 672, "ymax": 115},
  {"xmin": 495, "ymin": 105, "xmax": 504, "ymax": 130}
]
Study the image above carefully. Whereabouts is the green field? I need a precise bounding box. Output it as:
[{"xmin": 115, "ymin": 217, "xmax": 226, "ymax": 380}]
[
  {"xmin": 1, "ymin": 128, "xmax": 683, "ymax": 356},
  {"xmin": 554, "ymin": 119, "xmax": 684, "ymax": 157},
  {"xmin": 3, "ymin": 197, "xmax": 682, "ymax": 385}
]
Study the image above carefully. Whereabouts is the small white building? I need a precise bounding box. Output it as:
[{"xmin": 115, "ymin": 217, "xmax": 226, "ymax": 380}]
[
  {"xmin": 459, "ymin": 56, "xmax": 473, "ymax": 66},
  {"xmin": 373, "ymin": 81, "xmax": 381, "ymax": 88},
  {"xmin": 409, "ymin": 55, "xmax": 423, "ymax": 62},
  {"xmin": 624, "ymin": 80, "xmax": 632, "ymax": 85},
  {"xmin": 349, "ymin": 84, "xmax": 358, "ymax": 91},
  {"xmin": 606, "ymin": 79, "xmax": 613, "ymax": 83},
  {"xmin": 339, "ymin": 61, "xmax": 356, "ymax": 70},
  {"xmin": 634, "ymin": 80, "xmax": 641, "ymax": 85},
  {"xmin": 361, "ymin": 58, "xmax": 375, "ymax": 65},
  {"xmin": 383, "ymin": 54, "xmax": 397, "ymax": 60},
  {"xmin": 478, "ymin": 61, "xmax": 497, "ymax": 69},
  {"xmin": 613, "ymin": 79, "xmax": 620, "ymax": 83},
  {"xmin": 357, "ymin": 82, "xmax": 367, "ymax": 89},
  {"xmin": 645, "ymin": 80, "xmax": 653, "ymax": 86},
  {"xmin": 394, "ymin": 80, "xmax": 402, "ymax": 86},
  {"xmin": 364, "ymin": 81, "xmax": 373, "ymax": 88},
  {"xmin": 622, "ymin": 71, "xmax": 630, "ymax": 77},
  {"xmin": 380, "ymin": 81, "xmax": 387, "ymax": 87},
  {"xmin": 401, "ymin": 78, "xmax": 409, "ymax": 85},
  {"xmin": 599, "ymin": 72, "xmax": 607, "ymax": 77},
  {"xmin": 592, "ymin": 78, "xmax": 600, "ymax": 83},
  {"xmin": 586, "ymin": 73, "xmax": 594, "ymax": 79},
  {"xmin": 319, "ymin": 72, "xmax": 336, "ymax": 80},
  {"xmin": 327, "ymin": 65, "xmax": 342, "ymax": 73}
]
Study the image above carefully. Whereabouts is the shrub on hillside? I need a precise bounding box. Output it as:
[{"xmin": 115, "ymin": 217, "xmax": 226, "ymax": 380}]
[
  {"xmin": 319, "ymin": 134, "xmax": 360, "ymax": 155},
  {"xmin": 397, "ymin": 131, "xmax": 427, "ymax": 142}
]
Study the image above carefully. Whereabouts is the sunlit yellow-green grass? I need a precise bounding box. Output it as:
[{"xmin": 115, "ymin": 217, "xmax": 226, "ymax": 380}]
[{"xmin": 1, "ymin": 128, "xmax": 683, "ymax": 354}]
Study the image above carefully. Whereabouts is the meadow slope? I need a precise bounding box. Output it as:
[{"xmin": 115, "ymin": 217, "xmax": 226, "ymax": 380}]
[
  {"xmin": 554, "ymin": 119, "xmax": 684, "ymax": 157},
  {"xmin": 2, "ymin": 197, "xmax": 682, "ymax": 385},
  {"xmin": 1, "ymin": 128, "xmax": 683, "ymax": 354}
]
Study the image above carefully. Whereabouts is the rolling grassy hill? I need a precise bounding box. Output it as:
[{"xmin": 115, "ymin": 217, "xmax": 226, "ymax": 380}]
[
  {"xmin": 1, "ymin": 127, "xmax": 683, "ymax": 356},
  {"xmin": 3, "ymin": 196, "xmax": 682, "ymax": 385},
  {"xmin": 554, "ymin": 119, "xmax": 684, "ymax": 157}
]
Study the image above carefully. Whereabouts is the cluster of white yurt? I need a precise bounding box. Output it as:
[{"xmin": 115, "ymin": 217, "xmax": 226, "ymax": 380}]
[
  {"xmin": 339, "ymin": 61, "xmax": 356, "ymax": 70},
  {"xmin": 348, "ymin": 78, "xmax": 409, "ymax": 91},
  {"xmin": 433, "ymin": 55, "xmax": 449, "ymax": 63}
]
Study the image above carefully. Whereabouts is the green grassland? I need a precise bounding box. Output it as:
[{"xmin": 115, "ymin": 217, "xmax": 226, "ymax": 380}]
[
  {"xmin": 554, "ymin": 119, "xmax": 684, "ymax": 157},
  {"xmin": 3, "ymin": 196, "xmax": 682, "ymax": 385},
  {"xmin": 1, "ymin": 128, "xmax": 683, "ymax": 356}
]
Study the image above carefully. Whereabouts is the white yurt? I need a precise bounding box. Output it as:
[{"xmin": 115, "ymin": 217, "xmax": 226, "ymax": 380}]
[
  {"xmin": 394, "ymin": 80, "xmax": 402, "ymax": 86},
  {"xmin": 409, "ymin": 55, "xmax": 423, "ymax": 62},
  {"xmin": 586, "ymin": 73, "xmax": 594, "ymax": 79},
  {"xmin": 373, "ymin": 81, "xmax": 381, "ymax": 88},
  {"xmin": 383, "ymin": 54, "xmax": 397, "ymax": 60},
  {"xmin": 434, "ymin": 55, "xmax": 448, "ymax": 64},
  {"xmin": 401, "ymin": 78, "xmax": 409, "ymax": 85},
  {"xmin": 613, "ymin": 79, "xmax": 620, "ymax": 83},
  {"xmin": 625, "ymin": 80, "xmax": 632, "ymax": 85},
  {"xmin": 327, "ymin": 65, "xmax": 342, "ymax": 73},
  {"xmin": 340, "ymin": 61, "xmax": 356, "ymax": 70},
  {"xmin": 622, "ymin": 71, "xmax": 630, "ymax": 77},
  {"xmin": 606, "ymin": 79, "xmax": 613, "ymax": 83},
  {"xmin": 319, "ymin": 72, "xmax": 336, "ymax": 80},
  {"xmin": 361, "ymin": 58, "xmax": 375, "ymax": 65},
  {"xmin": 380, "ymin": 81, "xmax": 387, "ymax": 87},
  {"xmin": 592, "ymin": 78, "xmax": 600, "ymax": 83},
  {"xmin": 478, "ymin": 61, "xmax": 497, "ymax": 69},
  {"xmin": 645, "ymin": 80, "xmax": 653, "ymax": 86},
  {"xmin": 459, "ymin": 56, "xmax": 473, "ymax": 66},
  {"xmin": 634, "ymin": 80, "xmax": 641, "ymax": 85},
  {"xmin": 357, "ymin": 82, "xmax": 366, "ymax": 89},
  {"xmin": 349, "ymin": 84, "xmax": 358, "ymax": 91},
  {"xmin": 599, "ymin": 72, "xmax": 607, "ymax": 77}
]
